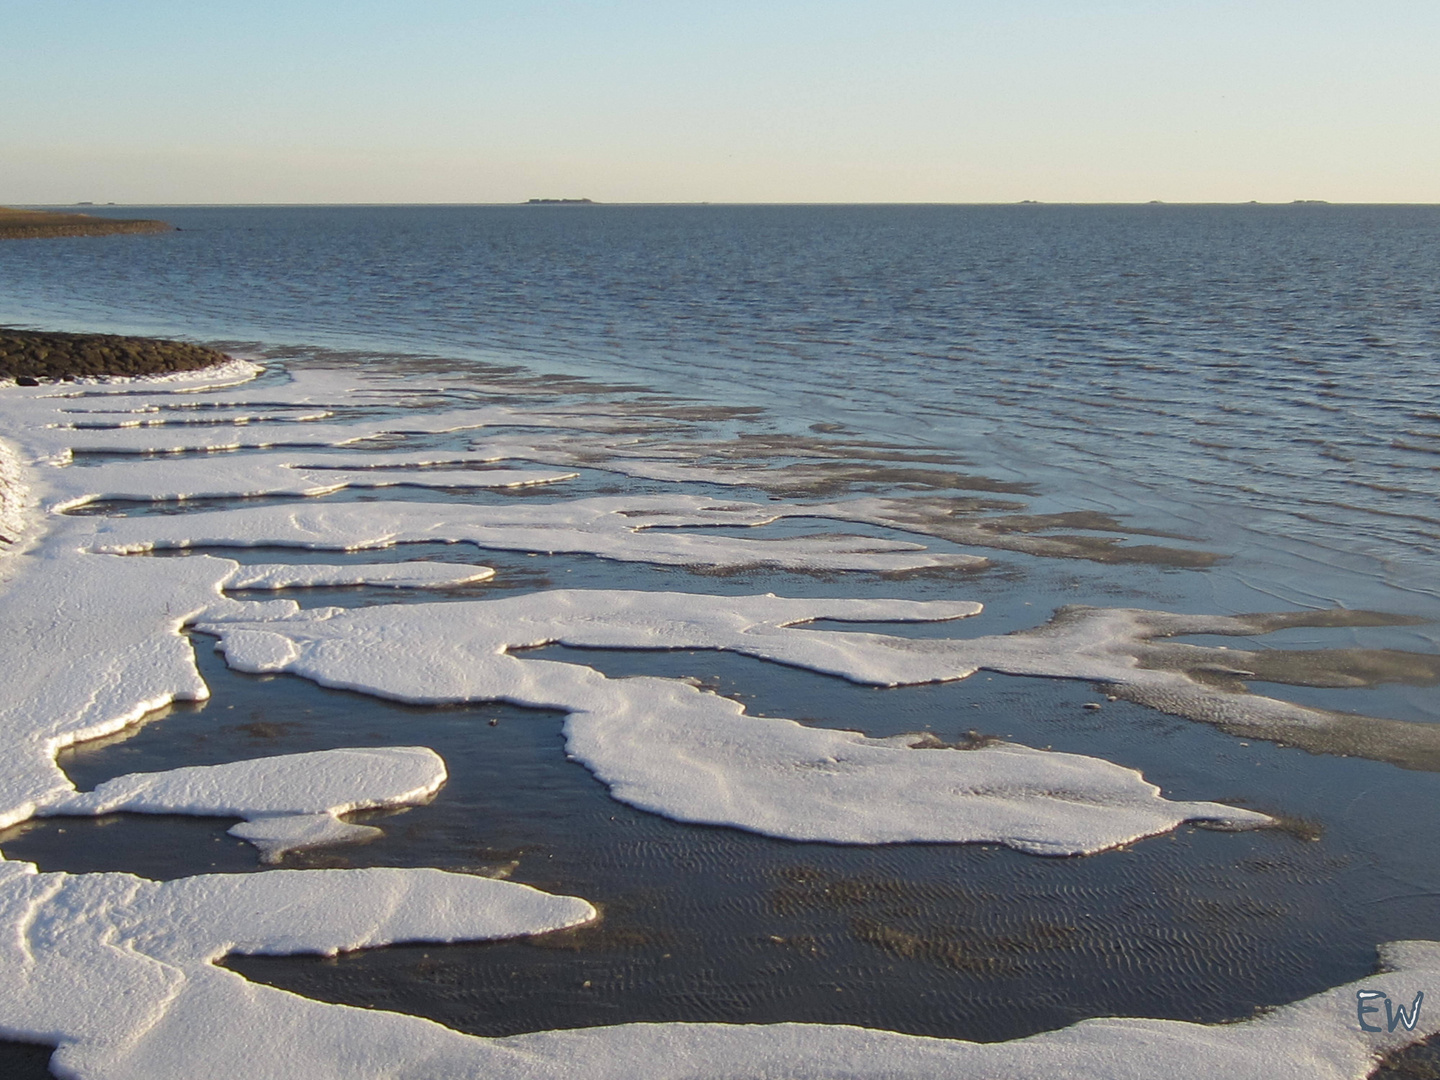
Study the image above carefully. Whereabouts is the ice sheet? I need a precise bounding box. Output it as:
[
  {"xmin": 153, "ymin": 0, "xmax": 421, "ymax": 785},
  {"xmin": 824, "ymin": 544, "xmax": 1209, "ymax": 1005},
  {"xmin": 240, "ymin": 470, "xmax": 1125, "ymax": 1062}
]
[
  {"xmin": 91, "ymin": 495, "xmax": 988, "ymax": 573},
  {"xmin": 197, "ymin": 592, "xmax": 1268, "ymax": 854},
  {"xmin": 226, "ymin": 561, "xmax": 496, "ymax": 589},
  {"xmin": 43, "ymin": 746, "xmax": 447, "ymax": 860},
  {"xmin": 0, "ymin": 541, "xmax": 297, "ymax": 827},
  {"xmin": 0, "ymin": 855, "xmax": 1430, "ymax": 1080},
  {"xmin": 43, "ymin": 454, "xmax": 576, "ymax": 511},
  {"xmin": 5, "ymin": 361, "xmax": 1431, "ymax": 1077}
]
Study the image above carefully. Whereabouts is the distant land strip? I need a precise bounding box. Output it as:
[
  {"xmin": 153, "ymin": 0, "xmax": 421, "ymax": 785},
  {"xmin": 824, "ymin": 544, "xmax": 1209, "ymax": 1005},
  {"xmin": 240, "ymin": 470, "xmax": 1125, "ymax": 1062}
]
[
  {"xmin": 0, "ymin": 206, "xmax": 172, "ymax": 240},
  {"xmin": 1, "ymin": 328, "xmax": 231, "ymax": 382}
]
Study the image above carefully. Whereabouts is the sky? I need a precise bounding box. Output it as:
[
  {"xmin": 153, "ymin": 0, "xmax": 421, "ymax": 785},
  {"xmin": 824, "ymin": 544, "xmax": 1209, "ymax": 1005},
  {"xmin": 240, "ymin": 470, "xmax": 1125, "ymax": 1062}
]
[{"xmin": 3, "ymin": 0, "xmax": 1437, "ymax": 204}]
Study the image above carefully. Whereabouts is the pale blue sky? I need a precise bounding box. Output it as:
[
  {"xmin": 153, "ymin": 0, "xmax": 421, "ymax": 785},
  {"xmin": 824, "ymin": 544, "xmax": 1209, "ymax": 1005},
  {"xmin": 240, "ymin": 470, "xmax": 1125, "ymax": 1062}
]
[{"xmin": 3, "ymin": 0, "xmax": 1436, "ymax": 203}]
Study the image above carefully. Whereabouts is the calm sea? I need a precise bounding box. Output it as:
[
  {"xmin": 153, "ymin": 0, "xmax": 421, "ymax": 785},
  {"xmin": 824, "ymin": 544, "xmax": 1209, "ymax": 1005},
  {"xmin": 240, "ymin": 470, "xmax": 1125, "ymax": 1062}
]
[{"xmin": 2, "ymin": 205, "xmax": 1438, "ymax": 1065}]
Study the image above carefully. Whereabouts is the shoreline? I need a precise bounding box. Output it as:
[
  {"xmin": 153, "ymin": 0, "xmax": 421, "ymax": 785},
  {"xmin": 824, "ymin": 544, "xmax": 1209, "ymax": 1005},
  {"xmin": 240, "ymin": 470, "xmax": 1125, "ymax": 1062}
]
[
  {"xmin": 0, "ymin": 206, "xmax": 171, "ymax": 240},
  {"xmin": 4, "ymin": 353, "xmax": 1440, "ymax": 1078}
]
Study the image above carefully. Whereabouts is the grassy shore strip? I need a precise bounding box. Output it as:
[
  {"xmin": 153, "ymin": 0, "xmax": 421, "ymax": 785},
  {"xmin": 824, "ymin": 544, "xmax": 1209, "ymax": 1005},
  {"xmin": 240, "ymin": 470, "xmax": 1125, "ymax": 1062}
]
[
  {"xmin": 1, "ymin": 328, "xmax": 232, "ymax": 383},
  {"xmin": 0, "ymin": 206, "xmax": 171, "ymax": 240}
]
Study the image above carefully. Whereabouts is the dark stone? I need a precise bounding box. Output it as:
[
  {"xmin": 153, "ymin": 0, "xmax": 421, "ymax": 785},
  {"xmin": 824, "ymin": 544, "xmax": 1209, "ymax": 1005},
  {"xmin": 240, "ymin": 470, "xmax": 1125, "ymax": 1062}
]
[{"xmin": 1, "ymin": 328, "xmax": 230, "ymax": 381}]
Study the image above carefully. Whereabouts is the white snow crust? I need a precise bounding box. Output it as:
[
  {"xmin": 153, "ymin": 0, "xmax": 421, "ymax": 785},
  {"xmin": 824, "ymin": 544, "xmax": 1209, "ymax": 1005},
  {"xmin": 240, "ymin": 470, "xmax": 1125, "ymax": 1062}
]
[
  {"xmin": 8, "ymin": 361, "xmax": 1427, "ymax": 1080},
  {"xmin": 91, "ymin": 495, "xmax": 987, "ymax": 572},
  {"xmin": 226, "ymin": 561, "xmax": 496, "ymax": 589},
  {"xmin": 0, "ymin": 546, "xmax": 298, "ymax": 827},
  {"xmin": 196, "ymin": 590, "xmax": 1268, "ymax": 854},
  {"xmin": 0, "ymin": 855, "xmax": 1430, "ymax": 1080},
  {"xmin": 44, "ymin": 746, "xmax": 447, "ymax": 860},
  {"xmin": 0, "ymin": 436, "xmax": 29, "ymax": 550},
  {"xmin": 43, "ymin": 453, "xmax": 576, "ymax": 511}
]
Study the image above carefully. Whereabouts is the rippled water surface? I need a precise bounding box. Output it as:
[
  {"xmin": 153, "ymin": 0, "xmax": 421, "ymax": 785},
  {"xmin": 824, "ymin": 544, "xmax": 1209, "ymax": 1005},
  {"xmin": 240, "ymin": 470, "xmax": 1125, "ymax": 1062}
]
[
  {"xmin": 2, "ymin": 205, "xmax": 1438, "ymax": 1069},
  {"xmin": 5, "ymin": 204, "xmax": 1438, "ymax": 615}
]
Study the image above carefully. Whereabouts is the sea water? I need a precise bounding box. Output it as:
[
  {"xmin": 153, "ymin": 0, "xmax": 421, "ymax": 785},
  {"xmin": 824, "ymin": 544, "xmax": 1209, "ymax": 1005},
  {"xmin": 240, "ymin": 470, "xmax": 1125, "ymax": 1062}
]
[{"xmin": 1, "ymin": 205, "xmax": 1438, "ymax": 1062}]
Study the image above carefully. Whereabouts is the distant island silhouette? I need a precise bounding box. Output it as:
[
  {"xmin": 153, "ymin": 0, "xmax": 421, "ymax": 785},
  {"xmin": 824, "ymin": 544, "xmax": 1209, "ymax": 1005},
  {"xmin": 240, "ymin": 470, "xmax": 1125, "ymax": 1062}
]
[{"xmin": 525, "ymin": 198, "xmax": 596, "ymax": 205}]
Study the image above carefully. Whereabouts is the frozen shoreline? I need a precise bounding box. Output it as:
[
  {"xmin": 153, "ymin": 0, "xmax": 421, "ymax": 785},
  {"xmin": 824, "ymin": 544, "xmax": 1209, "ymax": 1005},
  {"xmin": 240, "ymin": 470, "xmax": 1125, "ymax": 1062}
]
[
  {"xmin": 0, "ymin": 436, "xmax": 27, "ymax": 552},
  {"xmin": 2, "ymin": 360, "xmax": 1438, "ymax": 1078}
]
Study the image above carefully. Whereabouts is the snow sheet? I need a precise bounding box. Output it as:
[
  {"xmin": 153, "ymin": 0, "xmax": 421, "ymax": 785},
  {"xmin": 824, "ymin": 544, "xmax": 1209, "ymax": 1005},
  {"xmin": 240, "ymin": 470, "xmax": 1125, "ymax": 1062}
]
[
  {"xmin": 226, "ymin": 561, "xmax": 496, "ymax": 589},
  {"xmin": 197, "ymin": 592, "xmax": 1269, "ymax": 854},
  {"xmin": 43, "ymin": 746, "xmax": 447, "ymax": 860},
  {"xmin": 91, "ymin": 495, "xmax": 988, "ymax": 573},
  {"xmin": 43, "ymin": 453, "xmax": 576, "ymax": 511},
  {"xmin": 0, "ymin": 542, "xmax": 297, "ymax": 827},
  {"xmin": 0, "ymin": 855, "xmax": 1431, "ymax": 1080},
  {"xmin": 7, "ymin": 360, "xmax": 1434, "ymax": 1079}
]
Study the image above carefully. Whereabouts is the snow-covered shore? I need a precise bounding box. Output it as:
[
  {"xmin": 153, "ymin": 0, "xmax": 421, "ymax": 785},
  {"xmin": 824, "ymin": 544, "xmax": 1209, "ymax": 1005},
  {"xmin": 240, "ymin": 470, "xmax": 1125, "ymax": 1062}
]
[{"xmin": 2, "ymin": 360, "xmax": 1436, "ymax": 1079}]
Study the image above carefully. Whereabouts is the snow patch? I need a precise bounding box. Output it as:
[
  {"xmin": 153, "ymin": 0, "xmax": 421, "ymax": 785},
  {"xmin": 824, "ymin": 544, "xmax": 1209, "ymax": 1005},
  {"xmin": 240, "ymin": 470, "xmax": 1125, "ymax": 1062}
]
[
  {"xmin": 0, "ymin": 436, "xmax": 30, "ymax": 552},
  {"xmin": 197, "ymin": 592, "xmax": 1268, "ymax": 854},
  {"xmin": 0, "ymin": 857, "xmax": 1430, "ymax": 1080},
  {"xmin": 0, "ymin": 859, "xmax": 599, "ymax": 1079},
  {"xmin": 43, "ymin": 746, "xmax": 446, "ymax": 861},
  {"xmin": 225, "ymin": 561, "xmax": 496, "ymax": 590},
  {"xmin": 92, "ymin": 495, "xmax": 988, "ymax": 573}
]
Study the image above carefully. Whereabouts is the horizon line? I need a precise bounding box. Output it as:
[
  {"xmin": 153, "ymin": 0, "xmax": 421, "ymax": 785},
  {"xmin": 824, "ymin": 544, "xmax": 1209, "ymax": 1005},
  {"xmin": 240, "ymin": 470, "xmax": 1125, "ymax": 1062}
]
[{"xmin": 12, "ymin": 199, "xmax": 1440, "ymax": 209}]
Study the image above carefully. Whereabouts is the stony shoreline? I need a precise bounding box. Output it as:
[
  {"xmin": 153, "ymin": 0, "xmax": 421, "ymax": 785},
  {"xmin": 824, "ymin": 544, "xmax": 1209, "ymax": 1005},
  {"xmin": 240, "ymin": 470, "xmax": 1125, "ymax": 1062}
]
[
  {"xmin": 1, "ymin": 332, "xmax": 242, "ymax": 554},
  {"xmin": 0, "ymin": 206, "xmax": 171, "ymax": 240},
  {"xmin": 1, "ymin": 328, "xmax": 233, "ymax": 383}
]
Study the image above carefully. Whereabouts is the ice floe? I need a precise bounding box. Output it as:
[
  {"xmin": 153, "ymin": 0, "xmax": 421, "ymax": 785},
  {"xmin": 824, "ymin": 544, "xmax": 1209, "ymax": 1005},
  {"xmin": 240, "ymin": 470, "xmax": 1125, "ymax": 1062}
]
[
  {"xmin": 0, "ymin": 526, "xmax": 493, "ymax": 831},
  {"xmin": 42, "ymin": 746, "xmax": 447, "ymax": 861},
  {"xmin": 42, "ymin": 452, "xmax": 576, "ymax": 512},
  {"xmin": 196, "ymin": 591, "xmax": 1269, "ymax": 854},
  {"xmin": 6, "ymin": 358, "xmax": 1437, "ymax": 1078},
  {"xmin": 0, "ymin": 855, "xmax": 1431, "ymax": 1080},
  {"xmin": 226, "ymin": 560, "xmax": 496, "ymax": 589},
  {"xmin": 35, "ymin": 407, "xmax": 553, "ymax": 457},
  {"xmin": 0, "ymin": 858, "xmax": 602, "ymax": 1080},
  {"xmin": 196, "ymin": 584, "xmax": 1440, "ymax": 770},
  {"xmin": 0, "ymin": 545, "xmax": 297, "ymax": 827},
  {"xmin": 90, "ymin": 494, "xmax": 989, "ymax": 573}
]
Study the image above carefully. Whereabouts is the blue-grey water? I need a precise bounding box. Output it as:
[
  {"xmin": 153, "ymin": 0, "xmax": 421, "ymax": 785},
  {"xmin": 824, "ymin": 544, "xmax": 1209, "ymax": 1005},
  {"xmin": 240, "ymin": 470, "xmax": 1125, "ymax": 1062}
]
[{"xmin": 2, "ymin": 205, "xmax": 1438, "ymax": 1070}]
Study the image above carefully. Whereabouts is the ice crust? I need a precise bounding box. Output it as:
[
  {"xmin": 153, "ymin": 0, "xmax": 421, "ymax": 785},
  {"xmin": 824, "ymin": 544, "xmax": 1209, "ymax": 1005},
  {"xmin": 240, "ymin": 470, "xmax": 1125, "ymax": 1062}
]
[
  {"xmin": 226, "ymin": 561, "xmax": 496, "ymax": 589},
  {"xmin": 43, "ymin": 746, "xmax": 448, "ymax": 860},
  {"xmin": 91, "ymin": 495, "xmax": 988, "ymax": 573},
  {"xmin": 0, "ymin": 858, "xmax": 604, "ymax": 1079},
  {"xmin": 0, "ymin": 855, "xmax": 1431, "ymax": 1080},
  {"xmin": 0, "ymin": 436, "xmax": 29, "ymax": 549},
  {"xmin": 196, "ymin": 590, "xmax": 1268, "ymax": 854},
  {"xmin": 0, "ymin": 545, "xmax": 297, "ymax": 826},
  {"xmin": 7, "ymin": 363, "xmax": 1433, "ymax": 1078},
  {"xmin": 43, "ymin": 453, "xmax": 577, "ymax": 511}
]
